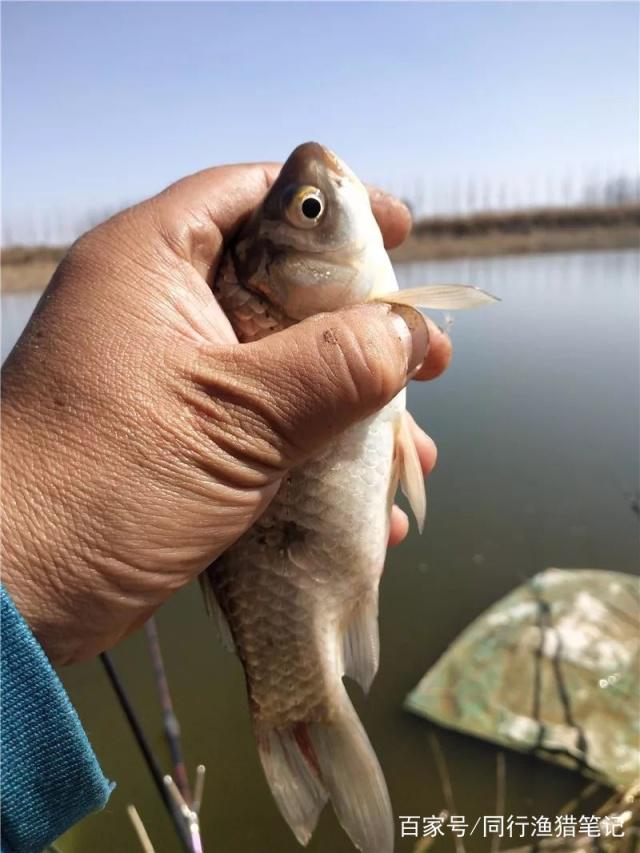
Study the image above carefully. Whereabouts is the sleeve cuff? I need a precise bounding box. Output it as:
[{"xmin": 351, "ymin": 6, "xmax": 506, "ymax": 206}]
[{"xmin": 1, "ymin": 586, "xmax": 114, "ymax": 852}]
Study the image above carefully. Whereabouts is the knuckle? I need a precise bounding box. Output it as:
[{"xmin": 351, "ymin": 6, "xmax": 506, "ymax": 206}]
[
  {"xmin": 177, "ymin": 344, "xmax": 295, "ymax": 479},
  {"xmin": 314, "ymin": 310, "xmax": 403, "ymax": 412}
]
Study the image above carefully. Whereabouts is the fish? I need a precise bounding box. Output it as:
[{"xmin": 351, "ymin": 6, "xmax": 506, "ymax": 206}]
[{"xmin": 202, "ymin": 142, "xmax": 497, "ymax": 852}]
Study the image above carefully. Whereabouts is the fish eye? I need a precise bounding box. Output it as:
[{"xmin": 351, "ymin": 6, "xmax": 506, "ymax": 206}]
[
  {"xmin": 284, "ymin": 186, "xmax": 325, "ymax": 229},
  {"xmin": 302, "ymin": 196, "xmax": 322, "ymax": 219}
]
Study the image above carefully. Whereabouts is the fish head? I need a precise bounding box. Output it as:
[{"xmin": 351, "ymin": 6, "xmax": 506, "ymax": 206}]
[
  {"xmin": 260, "ymin": 142, "xmax": 373, "ymax": 254},
  {"xmin": 234, "ymin": 142, "xmax": 393, "ymax": 320}
]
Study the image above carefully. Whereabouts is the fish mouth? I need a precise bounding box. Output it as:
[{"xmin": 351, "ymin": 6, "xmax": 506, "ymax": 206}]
[
  {"xmin": 273, "ymin": 142, "xmax": 362, "ymax": 205},
  {"xmin": 281, "ymin": 141, "xmax": 350, "ymax": 180},
  {"xmin": 315, "ymin": 145, "xmax": 352, "ymax": 180}
]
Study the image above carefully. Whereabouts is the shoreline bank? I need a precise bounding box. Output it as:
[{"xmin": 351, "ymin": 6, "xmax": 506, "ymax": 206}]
[
  {"xmin": 2, "ymin": 204, "xmax": 638, "ymax": 293},
  {"xmin": 389, "ymin": 203, "xmax": 640, "ymax": 262}
]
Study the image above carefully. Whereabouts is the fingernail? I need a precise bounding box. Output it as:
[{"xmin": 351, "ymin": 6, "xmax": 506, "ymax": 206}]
[{"xmin": 388, "ymin": 304, "xmax": 430, "ymax": 378}]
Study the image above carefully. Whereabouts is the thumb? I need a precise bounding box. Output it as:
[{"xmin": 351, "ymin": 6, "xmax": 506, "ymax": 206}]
[{"xmin": 190, "ymin": 303, "xmax": 429, "ymax": 473}]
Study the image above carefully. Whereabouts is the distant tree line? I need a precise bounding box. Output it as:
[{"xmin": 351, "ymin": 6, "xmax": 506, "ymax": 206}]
[{"xmin": 3, "ymin": 171, "xmax": 639, "ymax": 248}]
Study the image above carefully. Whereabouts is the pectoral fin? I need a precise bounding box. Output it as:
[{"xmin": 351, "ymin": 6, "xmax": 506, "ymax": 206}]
[
  {"xmin": 377, "ymin": 284, "xmax": 499, "ymax": 310},
  {"xmin": 395, "ymin": 412, "xmax": 426, "ymax": 534}
]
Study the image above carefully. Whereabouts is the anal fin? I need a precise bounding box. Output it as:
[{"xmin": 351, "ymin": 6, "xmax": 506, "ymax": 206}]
[{"xmin": 342, "ymin": 594, "xmax": 380, "ymax": 693}]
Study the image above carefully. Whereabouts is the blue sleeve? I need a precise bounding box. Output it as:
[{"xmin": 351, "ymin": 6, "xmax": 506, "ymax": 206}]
[{"xmin": 1, "ymin": 586, "xmax": 114, "ymax": 853}]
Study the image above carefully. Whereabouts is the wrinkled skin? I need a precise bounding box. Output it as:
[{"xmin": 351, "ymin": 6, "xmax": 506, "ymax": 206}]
[{"xmin": 1, "ymin": 161, "xmax": 452, "ymax": 666}]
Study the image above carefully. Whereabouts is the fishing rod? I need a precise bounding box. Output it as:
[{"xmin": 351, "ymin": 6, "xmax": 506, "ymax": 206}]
[
  {"xmin": 99, "ymin": 650, "xmax": 195, "ymax": 852},
  {"xmin": 144, "ymin": 618, "xmax": 192, "ymax": 804}
]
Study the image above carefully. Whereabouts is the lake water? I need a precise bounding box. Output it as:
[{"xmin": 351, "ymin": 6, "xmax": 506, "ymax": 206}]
[{"xmin": 2, "ymin": 250, "xmax": 638, "ymax": 852}]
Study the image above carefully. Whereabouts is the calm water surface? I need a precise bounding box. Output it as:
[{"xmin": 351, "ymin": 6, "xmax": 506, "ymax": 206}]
[{"xmin": 3, "ymin": 251, "xmax": 639, "ymax": 852}]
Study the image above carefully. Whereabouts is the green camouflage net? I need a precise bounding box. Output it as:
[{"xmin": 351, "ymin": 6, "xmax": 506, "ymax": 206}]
[{"xmin": 405, "ymin": 569, "xmax": 639, "ymax": 789}]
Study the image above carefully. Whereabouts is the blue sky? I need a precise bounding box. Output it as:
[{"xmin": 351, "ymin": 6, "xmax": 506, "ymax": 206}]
[{"xmin": 2, "ymin": 1, "xmax": 638, "ymax": 241}]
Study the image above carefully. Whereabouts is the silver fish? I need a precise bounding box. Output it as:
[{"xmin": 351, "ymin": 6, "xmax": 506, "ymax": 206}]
[{"xmin": 203, "ymin": 142, "xmax": 496, "ymax": 852}]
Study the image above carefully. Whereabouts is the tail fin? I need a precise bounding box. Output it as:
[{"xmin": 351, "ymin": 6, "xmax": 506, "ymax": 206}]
[
  {"xmin": 308, "ymin": 702, "xmax": 394, "ymax": 853},
  {"xmin": 255, "ymin": 695, "xmax": 393, "ymax": 852},
  {"xmin": 256, "ymin": 722, "xmax": 328, "ymax": 845}
]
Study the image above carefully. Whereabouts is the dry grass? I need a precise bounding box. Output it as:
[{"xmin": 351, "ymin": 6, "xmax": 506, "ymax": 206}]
[{"xmin": 1, "ymin": 245, "xmax": 67, "ymax": 293}]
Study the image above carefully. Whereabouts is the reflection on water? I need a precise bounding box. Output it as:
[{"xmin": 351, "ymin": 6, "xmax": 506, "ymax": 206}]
[{"xmin": 3, "ymin": 251, "xmax": 639, "ymax": 852}]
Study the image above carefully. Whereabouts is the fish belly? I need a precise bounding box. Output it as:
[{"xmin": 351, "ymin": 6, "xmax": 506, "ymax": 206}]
[
  {"xmin": 212, "ymin": 395, "xmax": 401, "ymax": 718},
  {"xmin": 207, "ymin": 395, "xmax": 403, "ymax": 852}
]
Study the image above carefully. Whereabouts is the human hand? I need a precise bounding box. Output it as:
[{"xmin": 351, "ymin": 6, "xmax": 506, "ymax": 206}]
[{"xmin": 1, "ymin": 163, "xmax": 452, "ymax": 665}]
